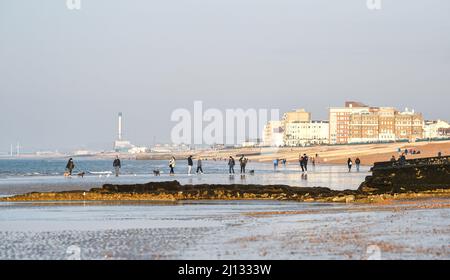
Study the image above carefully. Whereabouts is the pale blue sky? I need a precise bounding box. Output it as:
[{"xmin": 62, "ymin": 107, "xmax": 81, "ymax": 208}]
[{"xmin": 1, "ymin": 0, "xmax": 449, "ymax": 152}]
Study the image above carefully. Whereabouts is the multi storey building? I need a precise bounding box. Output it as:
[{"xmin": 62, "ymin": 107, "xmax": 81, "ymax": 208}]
[
  {"xmin": 263, "ymin": 109, "xmax": 329, "ymax": 147},
  {"xmin": 329, "ymin": 102, "xmax": 370, "ymax": 144},
  {"xmin": 331, "ymin": 102, "xmax": 424, "ymax": 144},
  {"xmin": 394, "ymin": 110, "xmax": 424, "ymax": 141},
  {"xmin": 284, "ymin": 120, "xmax": 329, "ymax": 146},
  {"xmin": 349, "ymin": 107, "xmax": 396, "ymax": 143}
]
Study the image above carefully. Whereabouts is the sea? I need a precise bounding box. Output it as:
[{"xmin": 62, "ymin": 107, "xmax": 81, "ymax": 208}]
[{"xmin": 0, "ymin": 158, "xmax": 369, "ymax": 196}]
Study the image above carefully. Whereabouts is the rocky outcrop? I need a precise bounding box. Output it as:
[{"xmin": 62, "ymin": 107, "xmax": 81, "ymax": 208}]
[
  {"xmin": 4, "ymin": 181, "xmax": 361, "ymax": 203},
  {"xmin": 93, "ymin": 181, "xmax": 357, "ymax": 201},
  {"xmin": 358, "ymin": 156, "xmax": 450, "ymax": 194}
]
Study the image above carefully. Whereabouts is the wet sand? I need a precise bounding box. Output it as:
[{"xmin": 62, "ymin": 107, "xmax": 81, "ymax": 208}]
[{"xmin": 0, "ymin": 198, "xmax": 448, "ymax": 260}]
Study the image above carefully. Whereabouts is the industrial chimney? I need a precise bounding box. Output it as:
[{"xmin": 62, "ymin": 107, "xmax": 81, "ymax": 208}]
[{"xmin": 118, "ymin": 112, "xmax": 123, "ymax": 141}]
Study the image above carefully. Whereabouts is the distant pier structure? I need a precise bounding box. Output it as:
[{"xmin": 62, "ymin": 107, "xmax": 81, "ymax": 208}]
[{"xmin": 113, "ymin": 112, "xmax": 134, "ymax": 152}]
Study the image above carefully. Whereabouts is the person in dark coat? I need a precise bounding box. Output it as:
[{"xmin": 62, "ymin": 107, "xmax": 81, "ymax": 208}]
[
  {"xmin": 228, "ymin": 156, "xmax": 235, "ymax": 174},
  {"xmin": 66, "ymin": 158, "xmax": 75, "ymax": 176},
  {"xmin": 113, "ymin": 156, "xmax": 121, "ymax": 177},
  {"xmin": 196, "ymin": 158, "xmax": 203, "ymax": 174},
  {"xmin": 239, "ymin": 155, "xmax": 248, "ymax": 174},
  {"xmin": 355, "ymin": 158, "xmax": 361, "ymax": 172},
  {"xmin": 187, "ymin": 155, "xmax": 194, "ymax": 175},
  {"xmin": 302, "ymin": 154, "xmax": 309, "ymax": 173},
  {"xmin": 347, "ymin": 158, "xmax": 353, "ymax": 172},
  {"xmin": 299, "ymin": 155, "xmax": 304, "ymax": 172},
  {"xmin": 399, "ymin": 154, "xmax": 406, "ymax": 166}
]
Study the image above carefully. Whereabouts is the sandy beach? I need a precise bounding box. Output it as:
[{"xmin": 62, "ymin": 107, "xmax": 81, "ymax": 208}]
[{"xmin": 137, "ymin": 141, "xmax": 450, "ymax": 166}]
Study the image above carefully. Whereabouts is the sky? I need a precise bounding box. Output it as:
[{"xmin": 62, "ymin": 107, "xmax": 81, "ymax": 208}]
[{"xmin": 1, "ymin": 0, "xmax": 449, "ymax": 152}]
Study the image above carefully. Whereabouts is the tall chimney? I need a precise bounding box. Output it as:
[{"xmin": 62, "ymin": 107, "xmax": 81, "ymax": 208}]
[{"xmin": 118, "ymin": 112, "xmax": 123, "ymax": 141}]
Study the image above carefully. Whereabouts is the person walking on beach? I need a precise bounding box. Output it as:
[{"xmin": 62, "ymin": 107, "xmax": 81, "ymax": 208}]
[
  {"xmin": 65, "ymin": 158, "xmax": 75, "ymax": 176},
  {"xmin": 196, "ymin": 158, "xmax": 203, "ymax": 174},
  {"xmin": 302, "ymin": 154, "xmax": 309, "ymax": 173},
  {"xmin": 273, "ymin": 158, "xmax": 279, "ymax": 171},
  {"xmin": 113, "ymin": 156, "xmax": 121, "ymax": 177},
  {"xmin": 228, "ymin": 156, "xmax": 235, "ymax": 174},
  {"xmin": 347, "ymin": 158, "xmax": 353, "ymax": 172},
  {"xmin": 187, "ymin": 155, "xmax": 194, "ymax": 175},
  {"xmin": 355, "ymin": 157, "xmax": 361, "ymax": 172},
  {"xmin": 299, "ymin": 155, "xmax": 304, "ymax": 172},
  {"xmin": 239, "ymin": 155, "xmax": 248, "ymax": 174},
  {"xmin": 399, "ymin": 154, "xmax": 406, "ymax": 166},
  {"xmin": 169, "ymin": 156, "xmax": 176, "ymax": 175}
]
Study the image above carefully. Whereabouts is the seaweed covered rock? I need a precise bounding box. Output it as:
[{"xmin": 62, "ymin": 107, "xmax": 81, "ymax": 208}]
[{"xmin": 358, "ymin": 156, "xmax": 450, "ymax": 194}]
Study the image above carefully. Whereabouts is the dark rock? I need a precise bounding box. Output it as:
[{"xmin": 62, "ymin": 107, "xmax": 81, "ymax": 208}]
[{"xmin": 358, "ymin": 156, "xmax": 450, "ymax": 194}]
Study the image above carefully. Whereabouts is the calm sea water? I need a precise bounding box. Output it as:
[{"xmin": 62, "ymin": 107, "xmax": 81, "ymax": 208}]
[{"xmin": 0, "ymin": 158, "xmax": 370, "ymax": 195}]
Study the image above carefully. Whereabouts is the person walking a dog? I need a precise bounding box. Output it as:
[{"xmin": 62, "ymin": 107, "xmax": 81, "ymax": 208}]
[
  {"xmin": 65, "ymin": 158, "xmax": 75, "ymax": 176},
  {"xmin": 239, "ymin": 155, "xmax": 248, "ymax": 174},
  {"xmin": 113, "ymin": 156, "xmax": 121, "ymax": 177},
  {"xmin": 169, "ymin": 157, "xmax": 176, "ymax": 175}
]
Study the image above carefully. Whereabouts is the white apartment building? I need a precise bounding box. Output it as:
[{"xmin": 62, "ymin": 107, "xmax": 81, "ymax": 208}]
[
  {"xmin": 424, "ymin": 120, "xmax": 450, "ymax": 138},
  {"xmin": 284, "ymin": 121, "xmax": 329, "ymax": 146}
]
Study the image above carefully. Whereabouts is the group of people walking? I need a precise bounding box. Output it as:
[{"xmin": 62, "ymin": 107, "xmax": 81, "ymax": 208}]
[
  {"xmin": 65, "ymin": 153, "xmax": 367, "ymax": 178},
  {"xmin": 65, "ymin": 156, "xmax": 122, "ymax": 177},
  {"xmin": 185, "ymin": 155, "xmax": 203, "ymax": 175},
  {"xmin": 347, "ymin": 157, "xmax": 361, "ymax": 172},
  {"xmin": 228, "ymin": 155, "xmax": 249, "ymax": 174}
]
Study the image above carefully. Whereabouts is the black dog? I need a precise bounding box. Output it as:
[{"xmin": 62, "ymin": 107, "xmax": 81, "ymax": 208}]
[{"xmin": 153, "ymin": 170, "xmax": 160, "ymax": 176}]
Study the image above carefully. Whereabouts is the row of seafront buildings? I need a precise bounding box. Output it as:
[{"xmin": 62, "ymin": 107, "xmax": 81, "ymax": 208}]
[{"xmin": 262, "ymin": 101, "xmax": 450, "ymax": 147}]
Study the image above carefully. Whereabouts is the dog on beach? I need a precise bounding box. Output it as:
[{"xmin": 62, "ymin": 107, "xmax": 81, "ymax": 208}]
[
  {"xmin": 77, "ymin": 172, "xmax": 85, "ymax": 178},
  {"xmin": 249, "ymin": 170, "xmax": 255, "ymax": 175},
  {"xmin": 64, "ymin": 172, "xmax": 71, "ymax": 177},
  {"xmin": 153, "ymin": 170, "xmax": 161, "ymax": 176}
]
